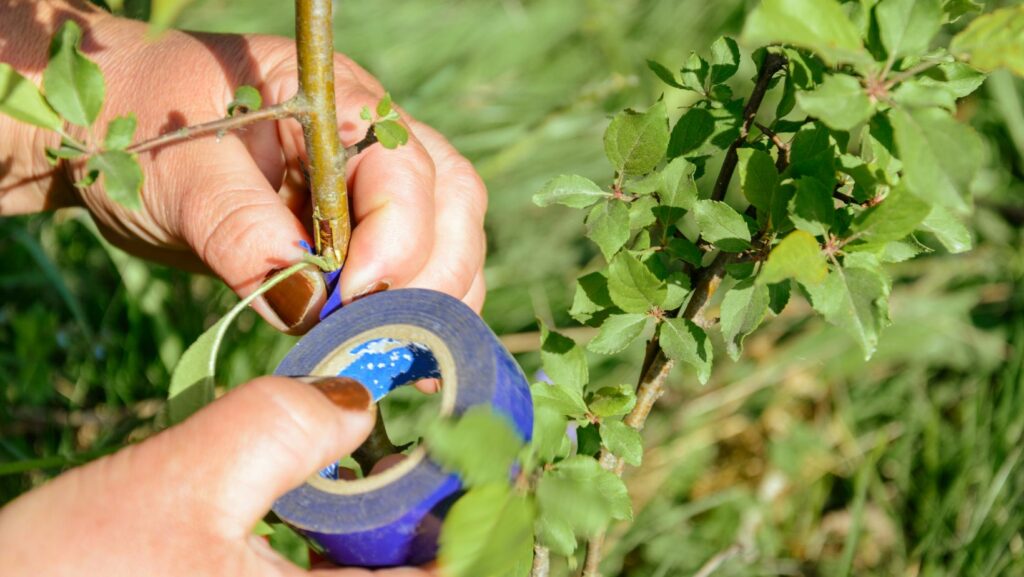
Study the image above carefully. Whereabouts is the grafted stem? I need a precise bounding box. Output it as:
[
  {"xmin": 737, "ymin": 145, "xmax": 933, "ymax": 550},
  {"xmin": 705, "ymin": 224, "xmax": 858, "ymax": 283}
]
[{"xmin": 295, "ymin": 0, "xmax": 350, "ymax": 270}]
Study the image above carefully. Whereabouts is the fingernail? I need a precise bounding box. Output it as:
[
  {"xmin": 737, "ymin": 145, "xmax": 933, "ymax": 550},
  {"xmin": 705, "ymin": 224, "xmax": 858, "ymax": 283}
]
[
  {"xmin": 303, "ymin": 376, "xmax": 373, "ymax": 412},
  {"xmin": 263, "ymin": 266, "xmax": 325, "ymax": 335},
  {"xmin": 343, "ymin": 280, "xmax": 391, "ymax": 305}
]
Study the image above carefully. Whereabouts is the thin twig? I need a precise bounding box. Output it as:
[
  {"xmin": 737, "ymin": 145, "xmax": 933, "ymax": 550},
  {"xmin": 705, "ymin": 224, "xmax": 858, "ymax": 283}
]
[
  {"xmin": 884, "ymin": 59, "xmax": 942, "ymax": 89},
  {"xmin": 692, "ymin": 545, "xmax": 744, "ymax": 577},
  {"xmin": 579, "ymin": 50, "xmax": 787, "ymax": 577},
  {"xmin": 295, "ymin": 0, "xmax": 350, "ymax": 269},
  {"xmin": 754, "ymin": 121, "xmax": 790, "ymax": 171},
  {"xmin": 530, "ymin": 544, "xmax": 551, "ymax": 577},
  {"xmin": 126, "ymin": 101, "xmax": 301, "ymax": 154},
  {"xmin": 710, "ymin": 52, "xmax": 787, "ymax": 202},
  {"xmin": 344, "ymin": 126, "xmax": 379, "ymax": 158},
  {"xmin": 580, "ymin": 254, "xmax": 731, "ymax": 577}
]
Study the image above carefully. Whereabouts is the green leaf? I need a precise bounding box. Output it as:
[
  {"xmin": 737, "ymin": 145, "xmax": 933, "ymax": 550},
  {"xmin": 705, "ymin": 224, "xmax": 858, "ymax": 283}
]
[
  {"xmin": 786, "ymin": 124, "xmax": 837, "ymax": 186},
  {"xmin": 693, "ymin": 200, "xmax": 751, "ymax": 252},
  {"xmin": 535, "ymin": 456, "xmax": 632, "ymax": 538},
  {"xmin": 168, "ymin": 262, "xmax": 311, "ymax": 424},
  {"xmin": 604, "ymin": 100, "xmax": 670, "ymax": 176},
  {"xmin": 943, "ymin": 0, "xmax": 982, "ymax": 22},
  {"xmin": 588, "ymin": 384, "xmax": 637, "ymax": 418},
  {"xmin": 720, "ymin": 278, "xmax": 771, "ymax": 360},
  {"xmin": 439, "ymin": 484, "xmax": 535, "ymax": 577},
  {"xmin": 103, "ymin": 114, "xmax": 136, "ymax": 150},
  {"xmin": 86, "ymin": 151, "xmax": 143, "ymax": 211},
  {"xmin": 668, "ymin": 235, "xmax": 703, "ymax": 267},
  {"xmin": 539, "ymin": 321, "xmax": 588, "ymax": 393},
  {"xmin": 601, "ymin": 420, "xmax": 643, "ymax": 466},
  {"xmin": 758, "ymin": 230, "xmax": 828, "ymax": 286},
  {"xmin": 680, "ymin": 52, "xmax": 710, "ymax": 93},
  {"xmin": 635, "ymin": 156, "xmax": 699, "ymax": 220},
  {"xmin": 659, "ymin": 317, "xmax": 713, "ymax": 384},
  {"xmin": 647, "ymin": 59, "xmax": 685, "ymax": 89},
  {"xmin": 769, "ymin": 281, "xmax": 792, "ymax": 314},
  {"xmin": 43, "ymin": 21, "xmax": 105, "ymax": 127},
  {"xmin": 530, "ymin": 405, "xmax": 571, "ymax": 464},
  {"xmin": 628, "ymin": 196, "xmax": 658, "ymax": 230},
  {"xmin": 252, "ymin": 520, "xmax": 275, "ymax": 537},
  {"xmin": 359, "ymin": 106, "xmax": 372, "ymax": 121},
  {"xmin": 536, "ymin": 515, "xmax": 577, "ymax": 556},
  {"xmin": 876, "ymin": 0, "xmax": 942, "ymax": 59},
  {"xmin": 607, "ymin": 252, "xmax": 666, "ymax": 314},
  {"xmin": 374, "ymin": 119, "xmax": 409, "ymax": 149},
  {"xmin": 586, "ymin": 200, "xmax": 630, "ymax": 260},
  {"xmin": 45, "ymin": 139, "xmax": 86, "ymax": 164},
  {"xmin": 267, "ymin": 523, "xmax": 310, "ymax": 569},
  {"xmin": 849, "ymin": 185, "xmax": 930, "ymax": 246},
  {"xmin": 0, "ymin": 63, "xmax": 62, "ymax": 130},
  {"xmin": 587, "ymin": 314, "xmax": 648, "ymax": 355},
  {"xmin": 741, "ymin": 0, "xmax": 868, "ymax": 65},
  {"xmin": 534, "ymin": 174, "xmax": 611, "ymax": 209},
  {"xmin": 149, "ymin": 0, "xmax": 196, "ymax": 35},
  {"xmin": 376, "ymin": 92, "xmax": 394, "ymax": 117},
  {"xmin": 570, "ymin": 272, "xmax": 614, "ymax": 324},
  {"xmin": 227, "ymin": 85, "xmax": 262, "ymax": 116},
  {"xmin": 709, "ymin": 37, "xmax": 741, "ymax": 84},
  {"xmin": 796, "ymin": 74, "xmax": 872, "ymax": 131},
  {"xmin": 788, "ymin": 177, "xmax": 834, "ymax": 237},
  {"xmin": 531, "ymin": 382, "xmax": 588, "ymax": 420},
  {"xmin": 576, "ymin": 423, "xmax": 602, "ymax": 457},
  {"xmin": 951, "ymin": 5, "xmax": 1024, "ymax": 77},
  {"xmin": 891, "ymin": 107, "xmax": 982, "ymax": 213},
  {"xmin": 737, "ymin": 148, "xmax": 777, "ymax": 213},
  {"xmin": 805, "ymin": 255, "xmax": 890, "ymax": 358},
  {"xmin": 426, "ymin": 406, "xmax": 525, "ymax": 487},
  {"xmin": 662, "ymin": 271, "xmax": 693, "ymax": 310},
  {"xmin": 921, "ymin": 204, "xmax": 972, "ymax": 253},
  {"xmin": 668, "ymin": 107, "xmax": 716, "ymax": 158}
]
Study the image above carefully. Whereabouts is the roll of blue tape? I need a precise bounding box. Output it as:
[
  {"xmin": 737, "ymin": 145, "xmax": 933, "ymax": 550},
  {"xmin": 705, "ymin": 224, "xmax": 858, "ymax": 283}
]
[{"xmin": 272, "ymin": 288, "xmax": 533, "ymax": 567}]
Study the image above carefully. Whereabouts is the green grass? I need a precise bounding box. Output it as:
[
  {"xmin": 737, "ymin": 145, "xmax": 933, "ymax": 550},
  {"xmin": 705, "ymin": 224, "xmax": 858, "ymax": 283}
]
[{"xmin": 2, "ymin": 1, "xmax": 1024, "ymax": 575}]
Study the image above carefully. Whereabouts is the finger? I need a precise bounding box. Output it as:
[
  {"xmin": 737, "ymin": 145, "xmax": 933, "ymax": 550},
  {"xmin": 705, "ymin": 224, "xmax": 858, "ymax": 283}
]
[
  {"xmin": 174, "ymin": 137, "xmax": 326, "ymax": 334},
  {"xmin": 308, "ymin": 568, "xmax": 433, "ymax": 577},
  {"xmin": 402, "ymin": 122, "xmax": 487, "ymax": 302},
  {"xmin": 152, "ymin": 376, "xmax": 375, "ymax": 534},
  {"xmin": 413, "ymin": 378, "xmax": 440, "ymax": 394},
  {"xmin": 464, "ymin": 269, "xmax": 487, "ymax": 314},
  {"xmin": 334, "ymin": 87, "xmax": 438, "ymax": 302}
]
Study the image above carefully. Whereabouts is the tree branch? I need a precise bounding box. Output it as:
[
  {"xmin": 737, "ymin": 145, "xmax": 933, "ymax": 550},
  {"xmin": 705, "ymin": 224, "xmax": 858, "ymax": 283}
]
[
  {"xmin": 125, "ymin": 100, "xmax": 302, "ymax": 155},
  {"xmin": 530, "ymin": 544, "xmax": 551, "ymax": 577},
  {"xmin": 754, "ymin": 121, "xmax": 790, "ymax": 172},
  {"xmin": 344, "ymin": 125, "xmax": 379, "ymax": 158},
  {"xmin": 295, "ymin": 0, "xmax": 350, "ymax": 269},
  {"xmin": 579, "ymin": 50, "xmax": 787, "ymax": 577},
  {"xmin": 710, "ymin": 52, "xmax": 787, "ymax": 202}
]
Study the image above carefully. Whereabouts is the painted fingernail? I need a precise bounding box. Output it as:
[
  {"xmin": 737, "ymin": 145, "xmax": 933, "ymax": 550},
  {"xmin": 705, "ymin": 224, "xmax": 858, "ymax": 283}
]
[
  {"xmin": 344, "ymin": 280, "xmax": 391, "ymax": 304},
  {"xmin": 263, "ymin": 266, "xmax": 325, "ymax": 335},
  {"xmin": 304, "ymin": 376, "xmax": 373, "ymax": 412}
]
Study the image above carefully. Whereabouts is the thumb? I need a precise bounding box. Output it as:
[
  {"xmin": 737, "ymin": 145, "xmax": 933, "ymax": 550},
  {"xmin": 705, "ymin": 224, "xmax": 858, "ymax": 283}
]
[{"xmin": 154, "ymin": 376, "xmax": 375, "ymax": 535}]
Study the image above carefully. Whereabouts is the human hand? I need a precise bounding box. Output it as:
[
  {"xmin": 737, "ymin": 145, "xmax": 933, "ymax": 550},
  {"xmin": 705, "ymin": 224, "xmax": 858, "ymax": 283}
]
[
  {"xmin": 0, "ymin": 376, "xmax": 432, "ymax": 576},
  {"xmin": 0, "ymin": 4, "xmax": 487, "ymax": 334}
]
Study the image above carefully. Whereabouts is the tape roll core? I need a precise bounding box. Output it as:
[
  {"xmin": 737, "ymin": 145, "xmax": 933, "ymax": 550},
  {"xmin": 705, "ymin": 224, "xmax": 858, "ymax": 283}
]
[{"xmin": 272, "ymin": 288, "xmax": 532, "ymax": 567}]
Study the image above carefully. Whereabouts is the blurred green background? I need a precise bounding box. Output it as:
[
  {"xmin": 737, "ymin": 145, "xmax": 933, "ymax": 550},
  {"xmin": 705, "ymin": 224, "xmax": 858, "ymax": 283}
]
[{"xmin": 2, "ymin": 0, "xmax": 1024, "ymax": 575}]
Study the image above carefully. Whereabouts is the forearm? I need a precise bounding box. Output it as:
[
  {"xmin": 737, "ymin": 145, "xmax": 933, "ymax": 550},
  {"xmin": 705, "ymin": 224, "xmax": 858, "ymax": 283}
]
[{"xmin": 0, "ymin": 1, "xmax": 110, "ymax": 214}]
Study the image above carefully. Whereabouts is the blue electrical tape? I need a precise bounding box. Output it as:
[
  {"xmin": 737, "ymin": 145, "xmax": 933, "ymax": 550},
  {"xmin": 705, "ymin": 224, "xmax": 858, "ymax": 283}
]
[{"xmin": 272, "ymin": 288, "xmax": 533, "ymax": 567}]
